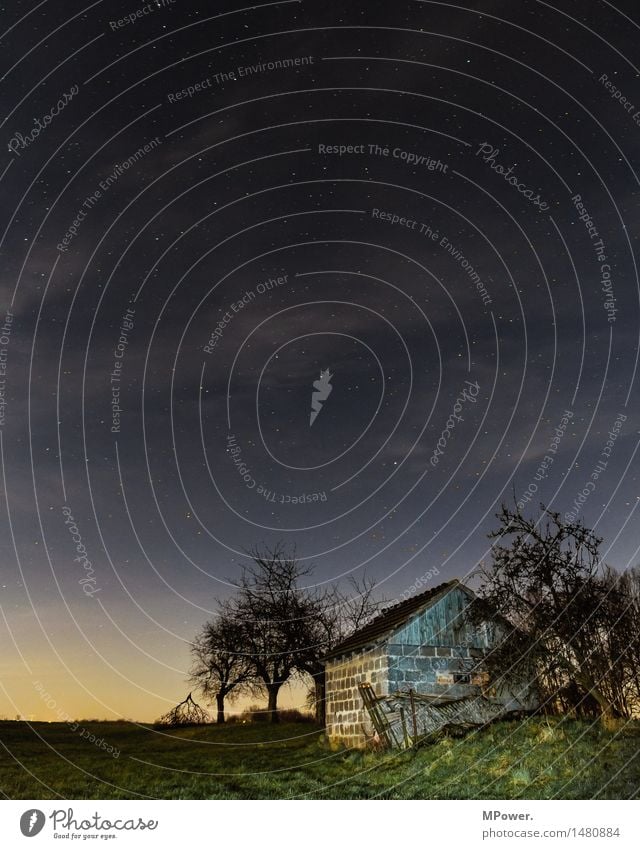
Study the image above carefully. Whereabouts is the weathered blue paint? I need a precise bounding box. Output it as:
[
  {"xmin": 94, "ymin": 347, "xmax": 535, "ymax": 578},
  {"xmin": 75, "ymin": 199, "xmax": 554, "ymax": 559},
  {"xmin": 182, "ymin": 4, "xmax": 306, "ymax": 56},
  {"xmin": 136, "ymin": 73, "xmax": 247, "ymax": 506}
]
[
  {"xmin": 325, "ymin": 582, "xmax": 537, "ymax": 747},
  {"xmin": 392, "ymin": 586, "xmax": 490, "ymax": 648}
]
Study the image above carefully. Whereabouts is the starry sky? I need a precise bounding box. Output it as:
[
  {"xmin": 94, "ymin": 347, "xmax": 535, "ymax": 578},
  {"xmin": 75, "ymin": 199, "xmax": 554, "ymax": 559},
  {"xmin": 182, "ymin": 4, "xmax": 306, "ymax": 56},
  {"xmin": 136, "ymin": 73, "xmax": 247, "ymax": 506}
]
[{"xmin": 1, "ymin": 0, "xmax": 639, "ymax": 722}]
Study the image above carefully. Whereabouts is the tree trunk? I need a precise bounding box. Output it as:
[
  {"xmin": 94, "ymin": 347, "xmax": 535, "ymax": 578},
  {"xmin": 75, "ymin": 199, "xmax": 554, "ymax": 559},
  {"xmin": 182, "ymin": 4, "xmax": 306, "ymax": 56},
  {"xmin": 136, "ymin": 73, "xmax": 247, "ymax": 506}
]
[
  {"xmin": 574, "ymin": 671, "xmax": 615, "ymax": 723},
  {"xmin": 267, "ymin": 684, "xmax": 280, "ymax": 723},
  {"xmin": 314, "ymin": 670, "xmax": 326, "ymax": 726},
  {"xmin": 216, "ymin": 692, "xmax": 225, "ymax": 724}
]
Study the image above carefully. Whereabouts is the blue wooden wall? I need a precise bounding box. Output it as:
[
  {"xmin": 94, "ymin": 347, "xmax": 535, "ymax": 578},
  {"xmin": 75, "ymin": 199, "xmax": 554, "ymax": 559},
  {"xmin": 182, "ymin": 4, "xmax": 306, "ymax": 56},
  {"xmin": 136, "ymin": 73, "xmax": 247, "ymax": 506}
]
[{"xmin": 392, "ymin": 585, "xmax": 490, "ymax": 648}]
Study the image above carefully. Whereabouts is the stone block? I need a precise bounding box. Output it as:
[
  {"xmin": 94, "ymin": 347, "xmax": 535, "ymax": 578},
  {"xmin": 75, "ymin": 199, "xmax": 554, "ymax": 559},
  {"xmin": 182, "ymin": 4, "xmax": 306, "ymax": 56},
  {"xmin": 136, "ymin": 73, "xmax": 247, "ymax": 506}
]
[{"xmin": 414, "ymin": 682, "xmax": 436, "ymax": 696}]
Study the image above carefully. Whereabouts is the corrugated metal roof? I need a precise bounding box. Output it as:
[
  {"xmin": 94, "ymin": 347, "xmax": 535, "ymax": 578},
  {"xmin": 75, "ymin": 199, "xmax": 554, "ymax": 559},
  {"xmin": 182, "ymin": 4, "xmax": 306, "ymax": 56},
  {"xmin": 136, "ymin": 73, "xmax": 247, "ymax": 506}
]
[{"xmin": 324, "ymin": 579, "xmax": 466, "ymax": 660}]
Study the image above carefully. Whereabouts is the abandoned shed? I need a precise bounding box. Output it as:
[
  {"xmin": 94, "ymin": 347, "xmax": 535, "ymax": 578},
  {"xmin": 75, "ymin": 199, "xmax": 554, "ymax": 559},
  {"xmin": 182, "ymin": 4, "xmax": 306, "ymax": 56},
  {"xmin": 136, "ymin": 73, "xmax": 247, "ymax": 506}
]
[{"xmin": 323, "ymin": 579, "xmax": 536, "ymax": 748}]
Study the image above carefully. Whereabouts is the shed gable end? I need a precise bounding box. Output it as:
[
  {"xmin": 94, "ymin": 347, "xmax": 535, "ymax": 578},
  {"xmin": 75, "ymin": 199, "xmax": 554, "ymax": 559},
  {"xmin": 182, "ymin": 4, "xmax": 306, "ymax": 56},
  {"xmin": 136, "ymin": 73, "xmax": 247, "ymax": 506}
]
[{"xmin": 391, "ymin": 585, "xmax": 489, "ymax": 648}]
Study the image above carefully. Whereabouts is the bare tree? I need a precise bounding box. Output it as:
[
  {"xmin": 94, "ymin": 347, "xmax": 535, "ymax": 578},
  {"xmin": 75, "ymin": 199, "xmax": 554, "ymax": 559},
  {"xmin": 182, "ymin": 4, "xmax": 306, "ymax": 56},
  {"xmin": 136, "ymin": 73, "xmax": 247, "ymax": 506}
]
[
  {"xmin": 469, "ymin": 502, "xmax": 626, "ymax": 722},
  {"xmin": 622, "ymin": 567, "xmax": 640, "ymax": 709},
  {"xmin": 296, "ymin": 575, "xmax": 383, "ymax": 725},
  {"xmin": 189, "ymin": 614, "xmax": 253, "ymax": 723},
  {"xmin": 225, "ymin": 543, "xmax": 317, "ymax": 723},
  {"xmin": 597, "ymin": 565, "xmax": 640, "ymax": 717},
  {"xmin": 156, "ymin": 693, "xmax": 209, "ymax": 727},
  {"xmin": 191, "ymin": 544, "xmax": 383, "ymax": 726}
]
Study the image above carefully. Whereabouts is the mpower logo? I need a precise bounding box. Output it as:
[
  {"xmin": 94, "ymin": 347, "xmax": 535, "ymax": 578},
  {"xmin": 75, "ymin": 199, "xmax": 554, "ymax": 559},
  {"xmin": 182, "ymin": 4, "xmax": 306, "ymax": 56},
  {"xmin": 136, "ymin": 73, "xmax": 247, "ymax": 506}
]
[{"xmin": 20, "ymin": 809, "xmax": 45, "ymax": 837}]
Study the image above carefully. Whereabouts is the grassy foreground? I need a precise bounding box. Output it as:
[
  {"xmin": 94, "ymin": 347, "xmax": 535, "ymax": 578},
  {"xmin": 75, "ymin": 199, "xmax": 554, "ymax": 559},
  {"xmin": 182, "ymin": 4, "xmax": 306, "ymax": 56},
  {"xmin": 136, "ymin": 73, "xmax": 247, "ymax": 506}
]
[{"xmin": 0, "ymin": 716, "xmax": 638, "ymax": 799}]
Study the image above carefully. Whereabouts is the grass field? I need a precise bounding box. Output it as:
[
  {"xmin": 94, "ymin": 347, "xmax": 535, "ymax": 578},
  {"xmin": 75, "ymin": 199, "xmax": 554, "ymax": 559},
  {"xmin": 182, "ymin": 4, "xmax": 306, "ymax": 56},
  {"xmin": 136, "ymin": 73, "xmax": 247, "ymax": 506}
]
[{"xmin": 1, "ymin": 716, "xmax": 638, "ymax": 799}]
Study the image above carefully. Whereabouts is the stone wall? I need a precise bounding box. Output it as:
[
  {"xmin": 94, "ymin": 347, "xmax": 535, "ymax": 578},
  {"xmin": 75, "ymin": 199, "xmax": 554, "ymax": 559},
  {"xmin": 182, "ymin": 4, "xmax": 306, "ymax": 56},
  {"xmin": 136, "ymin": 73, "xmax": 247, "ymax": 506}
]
[
  {"xmin": 387, "ymin": 643, "xmax": 486, "ymax": 699},
  {"xmin": 325, "ymin": 647, "xmax": 389, "ymax": 748}
]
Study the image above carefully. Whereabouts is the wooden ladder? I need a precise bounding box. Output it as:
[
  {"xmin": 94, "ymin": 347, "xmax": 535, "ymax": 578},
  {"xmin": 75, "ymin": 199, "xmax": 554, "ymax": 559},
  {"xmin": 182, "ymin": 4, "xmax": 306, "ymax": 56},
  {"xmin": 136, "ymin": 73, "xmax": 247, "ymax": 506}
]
[{"xmin": 358, "ymin": 682, "xmax": 401, "ymax": 748}]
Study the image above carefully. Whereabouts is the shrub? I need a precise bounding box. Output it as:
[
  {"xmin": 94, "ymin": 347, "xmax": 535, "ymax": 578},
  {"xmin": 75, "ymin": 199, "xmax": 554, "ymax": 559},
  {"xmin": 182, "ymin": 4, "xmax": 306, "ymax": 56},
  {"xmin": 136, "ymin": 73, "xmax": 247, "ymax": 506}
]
[
  {"xmin": 239, "ymin": 705, "xmax": 269, "ymax": 723},
  {"xmin": 277, "ymin": 709, "xmax": 315, "ymax": 723},
  {"xmin": 237, "ymin": 706, "xmax": 315, "ymax": 723}
]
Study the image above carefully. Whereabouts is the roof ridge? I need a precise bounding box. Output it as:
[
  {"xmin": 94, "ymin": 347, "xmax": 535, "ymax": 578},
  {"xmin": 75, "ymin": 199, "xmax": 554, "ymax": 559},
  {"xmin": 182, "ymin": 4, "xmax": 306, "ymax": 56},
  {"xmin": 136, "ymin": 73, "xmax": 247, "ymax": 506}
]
[
  {"xmin": 375, "ymin": 578, "xmax": 458, "ymax": 619},
  {"xmin": 324, "ymin": 577, "xmax": 464, "ymax": 661}
]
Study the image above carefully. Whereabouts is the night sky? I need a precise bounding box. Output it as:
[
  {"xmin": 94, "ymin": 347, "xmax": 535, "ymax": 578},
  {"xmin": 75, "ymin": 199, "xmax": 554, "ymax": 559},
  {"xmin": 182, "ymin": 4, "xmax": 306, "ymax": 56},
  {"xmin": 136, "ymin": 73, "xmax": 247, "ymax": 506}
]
[{"xmin": 1, "ymin": 0, "xmax": 639, "ymax": 722}]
